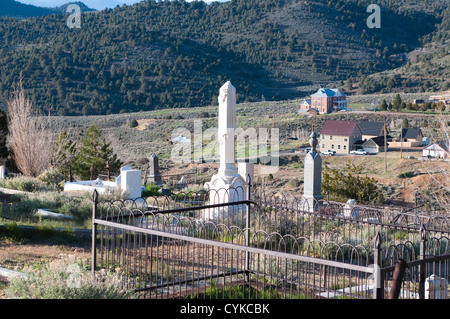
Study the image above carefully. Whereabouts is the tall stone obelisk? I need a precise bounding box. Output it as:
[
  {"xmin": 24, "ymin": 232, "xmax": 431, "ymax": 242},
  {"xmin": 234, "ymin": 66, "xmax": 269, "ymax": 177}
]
[
  {"xmin": 302, "ymin": 132, "xmax": 323, "ymax": 212},
  {"xmin": 217, "ymin": 81, "xmax": 239, "ymax": 178},
  {"xmin": 205, "ymin": 81, "xmax": 246, "ymax": 221}
]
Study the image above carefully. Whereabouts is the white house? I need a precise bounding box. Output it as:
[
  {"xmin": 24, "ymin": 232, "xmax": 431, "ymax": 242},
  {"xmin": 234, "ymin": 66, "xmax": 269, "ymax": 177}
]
[
  {"xmin": 362, "ymin": 136, "xmax": 388, "ymax": 154},
  {"xmin": 422, "ymin": 140, "xmax": 449, "ymax": 159}
]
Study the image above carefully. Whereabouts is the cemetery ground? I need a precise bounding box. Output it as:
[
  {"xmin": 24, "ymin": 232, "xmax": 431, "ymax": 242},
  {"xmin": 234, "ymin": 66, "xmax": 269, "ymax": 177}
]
[
  {"xmin": 0, "ymin": 149, "xmax": 440, "ymax": 298},
  {"xmin": 0, "ymin": 95, "xmax": 447, "ymax": 298}
]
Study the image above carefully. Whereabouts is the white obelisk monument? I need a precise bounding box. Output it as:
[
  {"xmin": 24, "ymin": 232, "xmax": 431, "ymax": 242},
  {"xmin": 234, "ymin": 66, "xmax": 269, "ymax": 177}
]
[{"xmin": 204, "ymin": 81, "xmax": 246, "ymax": 220}]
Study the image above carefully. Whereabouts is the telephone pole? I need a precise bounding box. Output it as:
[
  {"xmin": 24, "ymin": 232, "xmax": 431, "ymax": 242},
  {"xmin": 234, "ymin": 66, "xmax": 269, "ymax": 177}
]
[
  {"xmin": 400, "ymin": 123, "xmax": 403, "ymax": 159},
  {"xmin": 384, "ymin": 121, "xmax": 387, "ymax": 173}
]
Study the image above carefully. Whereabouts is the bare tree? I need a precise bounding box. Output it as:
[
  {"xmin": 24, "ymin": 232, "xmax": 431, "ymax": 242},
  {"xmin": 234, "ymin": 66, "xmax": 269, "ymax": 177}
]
[{"xmin": 7, "ymin": 80, "xmax": 53, "ymax": 177}]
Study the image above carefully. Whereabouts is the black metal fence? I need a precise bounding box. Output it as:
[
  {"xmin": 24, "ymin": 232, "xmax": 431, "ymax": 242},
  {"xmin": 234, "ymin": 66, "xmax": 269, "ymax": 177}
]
[{"xmin": 91, "ymin": 184, "xmax": 450, "ymax": 299}]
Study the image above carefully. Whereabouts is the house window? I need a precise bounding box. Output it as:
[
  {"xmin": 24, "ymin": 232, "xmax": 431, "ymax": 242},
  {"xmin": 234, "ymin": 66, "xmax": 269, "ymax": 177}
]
[
  {"xmin": 330, "ymin": 136, "xmax": 333, "ymax": 140},
  {"xmin": 344, "ymin": 138, "xmax": 348, "ymax": 142},
  {"xmin": 331, "ymin": 144, "xmax": 334, "ymax": 149},
  {"xmin": 344, "ymin": 145, "xmax": 347, "ymax": 150},
  {"xmin": 338, "ymin": 145, "xmax": 341, "ymax": 150},
  {"xmin": 322, "ymin": 144, "xmax": 325, "ymax": 149}
]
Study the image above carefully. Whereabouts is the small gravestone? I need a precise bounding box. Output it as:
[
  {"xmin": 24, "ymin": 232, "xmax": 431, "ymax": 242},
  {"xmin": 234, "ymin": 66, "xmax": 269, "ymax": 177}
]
[
  {"xmin": 120, "ymin": 168, "xmax": 142, "ymax": 199},
  {"xmin": 425, "ymin": 275, "xmax": 448, "ymax": 299},
  {"xmin": 148, "ymin": 153, "xmax": 162, "ymax": 185}
]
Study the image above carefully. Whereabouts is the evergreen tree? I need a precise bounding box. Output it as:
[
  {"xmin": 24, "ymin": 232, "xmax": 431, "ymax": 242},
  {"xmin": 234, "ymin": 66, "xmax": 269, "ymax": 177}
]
[
  {"xmin": 392, "ymin": 94, "xmax": 402, "ymax": 111},
  {"xmin": 52, "ymin": 130, "xmax": 76, "ymax": 178},
  {"xmin": 380, "ymin": 99, "xmax": 388, "ymax": 110},
  {"xmin": 0, "ymin": 110, "xmax": 9, "ymax": 159},
  {"xmin": 71, "ymin": 125, "xmax": 122, "ymax": 180},
  {"xmin": 402, "ymin": 118, "xmax": 410, "ymax": 129},
  {"xmin": 322, "ymin": 163, "xmax": 383, "ymax": 203}
]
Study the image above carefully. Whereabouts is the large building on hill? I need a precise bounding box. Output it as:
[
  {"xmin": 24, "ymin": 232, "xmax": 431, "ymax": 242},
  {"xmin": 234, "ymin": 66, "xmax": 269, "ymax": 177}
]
[{"xmin": 300, "ymin": 88, "xmax": 348, "ymax": 114}]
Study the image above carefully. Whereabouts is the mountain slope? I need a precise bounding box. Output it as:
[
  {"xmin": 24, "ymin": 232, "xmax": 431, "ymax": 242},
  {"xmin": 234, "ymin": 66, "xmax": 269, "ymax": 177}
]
[
  {"xmin": 0, "ymin": 0, "xmax": 445, "ymax": 115},
  {"xmin": 0, "ymin": 0, "xmax": 57, "ymax": 18},
  {"xmin": 358, "ymin": 3, "xmax": 450, "ymax": 94},
  {"xmin": 1, "ymin": 1, "xmax": 95, "ymax": 19}
]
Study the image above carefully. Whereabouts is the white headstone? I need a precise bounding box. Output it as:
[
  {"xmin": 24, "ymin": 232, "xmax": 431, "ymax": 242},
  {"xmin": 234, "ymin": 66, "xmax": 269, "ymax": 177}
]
[
  {"xmin": 343, "ymin": 199, "xmax": 359, "ymax": 219},
  {"xmin": 120, "ymin": 168, "xmax": 142, "ymax": 199},
  {"xmin": 116, "ymin": 165, "xmax": 133, "ymax": 186},
  {"xmin": 0, "ymin": 165, "xmax": 5, "ymax": 179},
  {"xmin": 425, "ymin": 275, "xmax": 448, "ymax": 299}
]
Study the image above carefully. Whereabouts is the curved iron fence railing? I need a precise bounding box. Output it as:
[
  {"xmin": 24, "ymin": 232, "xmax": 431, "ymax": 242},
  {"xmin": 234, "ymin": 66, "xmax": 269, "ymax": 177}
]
[{"xmin": 92, "ymin": 185, "xmax": 450, "ymax": 299}]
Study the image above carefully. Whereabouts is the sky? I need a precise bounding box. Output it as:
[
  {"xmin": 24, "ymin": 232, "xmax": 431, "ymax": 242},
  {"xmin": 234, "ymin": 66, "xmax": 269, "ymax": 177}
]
[{"xmin": 16, "ymin": 0, "xmax": 227, "ymax": 11}]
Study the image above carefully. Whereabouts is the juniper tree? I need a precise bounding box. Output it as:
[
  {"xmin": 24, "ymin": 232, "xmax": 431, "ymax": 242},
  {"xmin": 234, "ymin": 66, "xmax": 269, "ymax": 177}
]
[
  {"xmin": 322, "ymin": 163, "xmax": 383, "ymax": 203},
  {"xmin": 71, "ymin": 124, "xmax": 122, "ymax": 180},
  {"xmin": 51, "ymin": 130, "xmax": 76, "ymax": 179}
]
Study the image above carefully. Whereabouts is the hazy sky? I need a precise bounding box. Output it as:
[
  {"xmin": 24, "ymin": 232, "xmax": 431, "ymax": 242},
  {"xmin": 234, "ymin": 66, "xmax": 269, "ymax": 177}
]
[{"xmin": 16, "ymin": 0, "xmax": 227, "ymax": 11}]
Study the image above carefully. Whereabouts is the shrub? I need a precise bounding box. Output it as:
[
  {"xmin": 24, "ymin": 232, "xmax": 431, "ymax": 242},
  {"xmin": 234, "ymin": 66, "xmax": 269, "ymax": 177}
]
[
  {"xmin": 141, "ymin": 183, "xmax": 161, "ymax": 197},
  {"xmin": 128, "ymin": 119, "xmax": 138, "ymax": 128},
  {"xmin": 38, "ymin": 168, "xmax": 66, "ymax": 191},
  {"xmin": 6, "ymin": 255, "xmax": 137, "ymax": 299},
  {"xmin": 0, "ymin": 222, "xmax": 23, "ymax": 242},
  {"xmin": 8, "ymin": 192, "xmax": 92, "ymax": 223},
  {"xmin": 398, "ymin": 171, "xmax": 416, "ymax": 178},
  {"xmin": 286, "ymin": 179, "xmax": 300, "ymax": 188},
  {"xmin": 0, "ymin": 176, "xmax": 48, "ymax": 193}
]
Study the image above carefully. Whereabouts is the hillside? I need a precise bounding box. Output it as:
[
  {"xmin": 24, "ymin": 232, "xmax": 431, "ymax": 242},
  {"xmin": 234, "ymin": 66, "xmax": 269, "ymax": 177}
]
[
  {"xmin": 0, "ymin": 0, "xmax": 446, "ymax": 115},
  {"xmin": 0, "ymin": 0, "xmax": 57, "ymax": 18},
  {"xmin": 0, "ymin": 0, "xmax": 95, "ymax": 19},
  {"xmin": 358, "ymin": 4, "xmax": 450, "ymax": 94}
]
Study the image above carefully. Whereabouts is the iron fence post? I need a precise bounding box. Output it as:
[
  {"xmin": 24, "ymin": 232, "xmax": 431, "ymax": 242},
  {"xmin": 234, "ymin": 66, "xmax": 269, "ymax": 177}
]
[
  {"xmin": 373, "ymin": 232, "xmax": 383, "ymax": 299},
  {"xmin": 419, "ymin": 224, "xmax": 427, "ymax": 299},
  {"xmin": 91, "ymin": 189, "xmax": 98, "ymax": 276},
  {"xmin": 245, "ymin": 174, "xmax": 251, "ymax": 283},
  {"xmin": 389, "ymin": 259, "xmax": 407, "ymax": 299}
]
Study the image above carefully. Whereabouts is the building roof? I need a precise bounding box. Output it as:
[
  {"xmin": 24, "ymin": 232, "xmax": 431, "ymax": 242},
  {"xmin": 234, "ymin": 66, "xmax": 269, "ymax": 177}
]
[
  {"xmin": 401, "ymin": 128, "xmax": 422, "ymax": 139},
  {"xmin": 301, "ymin": 98, "xmax": 311, "ymax": 105},
  {"xmin": 311, "ymin": 88, "xmax": 346, "ymax": 98},
  {"xmin": 359, "ymin": 121, "xmax": 385, "ymax": 136},
  {"xmin": 424, "ymin": 140, "xmax": 449, "ymax": 152},
  {"xmin": 320, "ymin": 120, "xmax": 360, "ymax": 137},
  {"xmin": 363, "ymin": 136, "xmax": 387, "ymax": 147}
]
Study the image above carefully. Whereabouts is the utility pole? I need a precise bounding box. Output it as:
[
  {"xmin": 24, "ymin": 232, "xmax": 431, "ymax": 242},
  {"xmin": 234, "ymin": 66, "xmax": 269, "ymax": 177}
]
[
  {"xmin": 314, "ymin": 111, "xmax": 317, "ymax": 132},
  {"xmin": 347, "ymin": 100, "xmax": 350, "ymax": 121},
  {"xmin": 384, "ymin": 121, "xmax": 387, "ymax": 173},
  {"xmin": 400, "ymin": 123, "xmax": 403, "ymax": 159}
]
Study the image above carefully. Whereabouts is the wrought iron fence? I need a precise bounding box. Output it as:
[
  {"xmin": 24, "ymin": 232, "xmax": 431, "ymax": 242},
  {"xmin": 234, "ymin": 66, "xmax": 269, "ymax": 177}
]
[{"xmin": 91, "ymin": 183, "xmax": 450, "ymax": 299}]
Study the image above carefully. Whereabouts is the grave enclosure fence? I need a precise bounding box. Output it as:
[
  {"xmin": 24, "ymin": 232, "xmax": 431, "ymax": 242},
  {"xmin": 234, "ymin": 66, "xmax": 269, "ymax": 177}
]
[{"xmin": 90, "ymin": 184, "xmax": 450, "ymax": 299}]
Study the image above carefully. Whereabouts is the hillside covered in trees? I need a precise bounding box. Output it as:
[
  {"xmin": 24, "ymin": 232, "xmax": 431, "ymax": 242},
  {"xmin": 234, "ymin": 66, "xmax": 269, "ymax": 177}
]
[
  {"xmin": 0, "ymin": 0, "xmax": 94, "ymax": 19},
  {"xmin": 0, "ymin": 0, "xmax": 447, "ymax": 115}
]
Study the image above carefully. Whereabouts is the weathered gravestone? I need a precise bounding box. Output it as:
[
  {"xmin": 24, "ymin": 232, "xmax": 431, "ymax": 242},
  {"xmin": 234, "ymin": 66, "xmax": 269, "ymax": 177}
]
[
  {"xmin": 301, "ymin": 132, "xmax": 323, "ymax": 212},
  {"xmin": 148, "ymin": 153, "xmax": 162, "ymax": 185}
]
